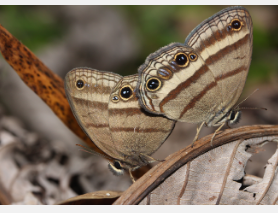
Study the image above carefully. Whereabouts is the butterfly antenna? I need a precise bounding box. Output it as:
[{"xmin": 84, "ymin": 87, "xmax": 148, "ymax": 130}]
[
  {"xmin": 76, "ymin": 144, "xmax": 114, "ymax": 161},
  {"xmin": 235, "ymin": 88, "xmax": 259, "ymax": 108},
  {"xmin": 238, "ymin": 106, "xmax": 267, "ymax": 111},
  {"xmin": 235, "ymin": 89, "xmax": 267, "ymax": 111}
]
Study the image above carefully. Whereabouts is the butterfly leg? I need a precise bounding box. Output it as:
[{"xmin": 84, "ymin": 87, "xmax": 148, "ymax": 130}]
[
  {"xmin": 129, "ymin": 169, "xmax": 136, "ymax": 183},
  {"xmin": 139, "ymin": 153, "xmax": 164, "ymax": 164},
  {"xmin": 210, "ymin": 122, "xmax": 226, "ymax": 146},
  {"xmin": 191, "ymin": 121, "xmax": 206, "ymax": 147},
  {"xmin": 226, "ymin": 122, "xmax": 231, "ymax": 129}
]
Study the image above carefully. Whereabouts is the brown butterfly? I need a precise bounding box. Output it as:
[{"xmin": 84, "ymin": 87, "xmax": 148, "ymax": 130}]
[
  {"xmin": 65, "ymin": 68, "xmax": 175, "ymax": 182},
  {"xmin": 136, "ymin": 6, "xmax": 253, "ymax": 145}
]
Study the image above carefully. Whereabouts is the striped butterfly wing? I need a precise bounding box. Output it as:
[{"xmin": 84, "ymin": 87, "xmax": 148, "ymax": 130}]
[
  {"xmin": 185, "ymin": 6, "xmax": 253, "ymax": 123},
  {"xmin": 65, "ymin": 68, "xmax": 122, "ymax": 158},
  {"xmin": 137, "ymin": 6, "xmax": 252, "ymax": 125},
  {"xmin": 108, "ymin": 74, "xmax": 176, "ymax": 167},
  {"xmin": 137, "ymin": 42, "xmax": 221, "ymax": 123}
]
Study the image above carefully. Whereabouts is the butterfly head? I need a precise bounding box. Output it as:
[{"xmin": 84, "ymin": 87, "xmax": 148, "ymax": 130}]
[
  {"xmin": 209, "ymin": 107, "xmax": 242, "ymax": 127},
  {"xmin": 76, "ymin": 144, "xmax": 128, "ymax": 176},
  {"xmin": 228, "ymin": 109, "xmax": 242, "ymax": 125},
  {"xmin": 108, "ymin": 161, "xmax": 125, "ymax": 176}
]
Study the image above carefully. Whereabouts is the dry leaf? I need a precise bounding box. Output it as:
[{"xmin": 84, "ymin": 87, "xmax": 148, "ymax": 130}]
[
  {"xmin": 114, "ymin": 125, "xmax": 278, "ymax": 205},
  {"xmin": 0, "ymin": 106, "xmax": 130, "ymax": 204},
  {"xmin": 57, "ymin": 190, "xmax": 122, "ymax": 205}
]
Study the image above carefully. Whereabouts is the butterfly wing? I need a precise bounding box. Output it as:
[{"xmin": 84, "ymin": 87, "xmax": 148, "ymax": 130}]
[
  {"xmin": 137, "ymin": 6, "xmax": 252, "ymax": 125},
  {"xmin": 185, "ymin": 6, "xmax": 253, "ymax": 123},
  {"xmin": 137, "ymin": 41, "xmax": 222, "ymax": 123},
  {"xmin": 108, "ymin": 74, "xmax": 176, "ymax": 167},
  {"xmin": 65, "ymin": 68, "xmax": 122, "ymax": 158}
]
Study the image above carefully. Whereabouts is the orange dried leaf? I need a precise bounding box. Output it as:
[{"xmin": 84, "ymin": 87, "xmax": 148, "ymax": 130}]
[{"xmin": 0, "ymin": 24, "xmax": 103, "ymax": 154}]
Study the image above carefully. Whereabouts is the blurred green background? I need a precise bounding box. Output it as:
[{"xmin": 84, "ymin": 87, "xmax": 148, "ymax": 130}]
[{"xmin": 0, "ymin": 5, "xmax": 277, "ymax": 87}]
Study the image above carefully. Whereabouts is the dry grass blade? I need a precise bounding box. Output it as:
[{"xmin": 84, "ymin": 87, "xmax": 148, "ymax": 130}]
[
  {"xmin": 0, "ymin": 24, "xmax": 102, "ymax": 153},
  {"xmin": 113, "ymin": 125, "xmax": 278, "ymax": 205}
]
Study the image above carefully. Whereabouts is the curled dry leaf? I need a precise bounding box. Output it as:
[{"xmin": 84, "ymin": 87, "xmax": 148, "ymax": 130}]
[
  {"xmin": 57, "ymin": 190, "xmax": 122, "ymax": 205},
  {"xmin": 0, "ymin": 131, "xmax": 76, "ymax": 205},
  {"xmin": 0, "ymin": 24, "xmax": 101, "ymax": 154},
  {"xmin": 0, "ymin": 109, "xmax": 130, "ymax": 204},
  {"xmin": 114, "ymin": 125, "xmax": 278, "ymax": 205}
]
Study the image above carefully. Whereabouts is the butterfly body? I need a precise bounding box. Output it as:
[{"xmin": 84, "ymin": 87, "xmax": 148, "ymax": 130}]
[{"xmin": 137, "ymin": 6, "xmax": 252, "ymax": 136}]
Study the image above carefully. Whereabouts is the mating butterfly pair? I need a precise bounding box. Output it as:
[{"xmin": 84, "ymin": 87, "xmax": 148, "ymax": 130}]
[{"xmin": 65, "ymin": 6, "xmax": 253, "ymax": 181}]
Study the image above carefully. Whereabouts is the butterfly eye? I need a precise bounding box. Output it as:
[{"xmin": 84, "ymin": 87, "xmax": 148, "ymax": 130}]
[
  {"xmin": 174, "ymin": 53, "xmax": 189, "ymax": 67},
  {"xmin": 229, "ymin": 110, "xmax": 241, "ymax": 124},
  {"xmin": 108, "ymin": 161, "xmax": 124, "ymax": 176},
  {"xmin": 146, "ymin": 77, "xmax": 161, "ymax": 92},
  {"xmin": 76, "ymin": 79, "xmax": 85, "ymax": 90},
  {"xmin": 119, "ymin": 85, "xmax": 133, "ymax": 101},
  {"xmin": 229, "ymin": 19, "xmax": 242, "ymax": 31},
  {"xmin": 189, "ymin": 53, "xmax": 198, "ymax": 62},
  {"xmin": 114, "ymin": 161, "xmax": 123, "ymax": 170}
]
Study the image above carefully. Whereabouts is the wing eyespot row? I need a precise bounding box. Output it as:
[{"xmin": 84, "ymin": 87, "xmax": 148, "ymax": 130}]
[
  {"xmin": 146, "ymin": 77, "xmax": 162, "ymax": 92},
  {"xmin": 111, "ymin": 95, "xmax": 120, "ymax": 103},
  {"xmin": 173, "ymin": 51, "xmax": 198, "ymax": 67},
  {"xmin": 174, "ymin": 52, "xmax": 189, "ymax": 67},
  {"xmin": 157, "ymin": 67, "xmax": 173, "ymax": 80},
  {"xmin": 119, "ymin": 85, "xmax": 134, "ymax": 101},
  {"xmin": 75, "ymin": 79, "xmax": 86, "ymax": 90},
  {"xmin": 227, "ymin": 18, "xmax": 244, "ymax": 32},
  {"xmin": 189, "ymin": 53, "xmax": 198, "ymax": 62}
]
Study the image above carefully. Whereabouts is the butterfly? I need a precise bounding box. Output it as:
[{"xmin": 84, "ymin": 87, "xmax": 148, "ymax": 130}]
[
  {"xmin": 65, "ymin": 68, "xmax": 175, "ymax": 181},
  {"xmin": 136, "ymin": 6, "xmax": 253, "ymax": 145}
]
